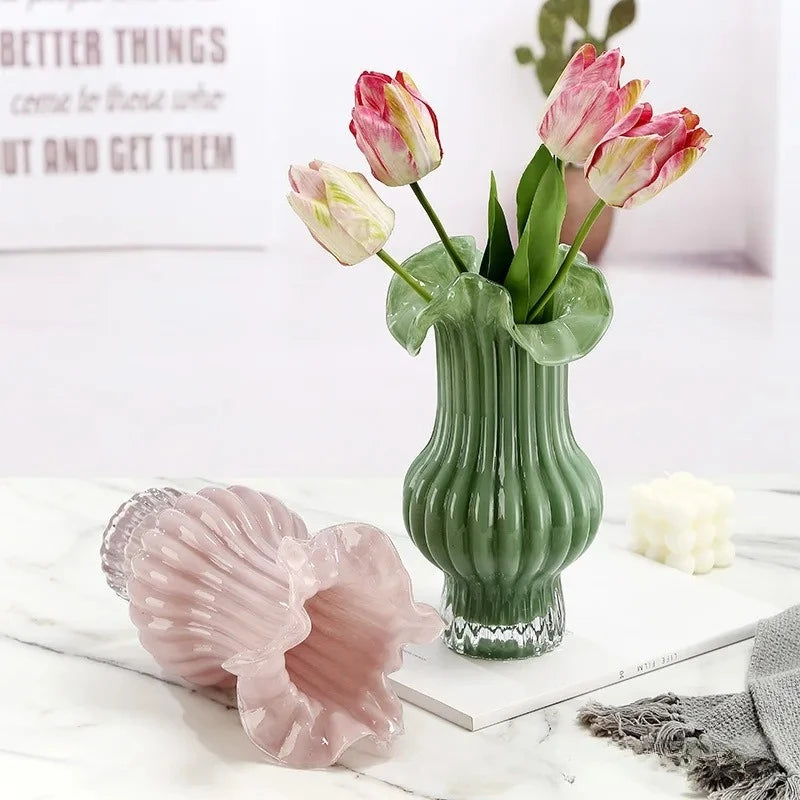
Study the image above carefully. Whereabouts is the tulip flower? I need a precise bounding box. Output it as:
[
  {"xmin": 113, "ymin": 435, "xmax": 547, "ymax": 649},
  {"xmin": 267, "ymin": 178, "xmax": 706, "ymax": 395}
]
[
  {"xmin": 585, "ymin": 105, "xmax": 711, "ymax": 208},
  {"xmin": 539, "ymin": 45, "xmax": 647, "ymax": 165},
  {"xmin": 287, "ymin": 160, "xmax": 395, "ymax": 266},
  {"xmin": 350, "ymin": 70, "xmax": 466, "ymax": 273},
  {"xmin": 287, "ymin": 160, "xmax": 432, "ymax": 302},
  {"xmin": 350, "ymin": 70, "xmax": 442, "ymax": 187},
  {"xmin": 529, "ymin": 104, "xmax": 710, "ymax": 322}
]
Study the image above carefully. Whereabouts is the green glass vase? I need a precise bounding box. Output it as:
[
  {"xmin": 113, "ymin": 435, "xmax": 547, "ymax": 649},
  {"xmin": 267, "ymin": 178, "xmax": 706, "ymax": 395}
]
[
  {"xmin": 403, "ymin": 319, "xmax": 602, "ymax": 659},
  {"xmin": 386, "ymin": 237, "xmax": 612, "ymax": 660}
]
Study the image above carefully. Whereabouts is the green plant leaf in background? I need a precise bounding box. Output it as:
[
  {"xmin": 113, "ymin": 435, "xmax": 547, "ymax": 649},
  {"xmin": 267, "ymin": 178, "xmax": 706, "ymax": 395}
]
[
  {"xmin": 538, "ymin": 0, "xmax": 568, "ymax": 52},
  {"xmin": 516, "ymin": 0, "xmax": 637, "ymax": 96},
  {"xmin": 606, "ymin": 0, "xmax": 636, "ymax": 39},
  {"xmin": 514, "ymin": 45, "xmax": 535, "ymax": 65},
  {"xmin": 535, "ymin": 48, "xmax": 569, "ymax": 95},
  {"xmin": 570, "ymin": 0, "xmax": 590, "ymax": 29},
  {"xmin": 504, "ymin": 155, "xmax": 567, "ymax": 323},
  {"xmin": 386, "ymin": 240, "xmax": 613, "ymax": 366},
  {"xmin": 479, "ymin": 172, "xmax": 514, "ymax": 285},
  {"xmin": 515, "ymin": 144, "xmax": 552, "ymax": 236}
]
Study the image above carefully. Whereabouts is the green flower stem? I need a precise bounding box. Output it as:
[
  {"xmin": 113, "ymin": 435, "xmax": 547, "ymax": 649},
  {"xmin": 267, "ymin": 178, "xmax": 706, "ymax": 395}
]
[
  {"xmin": 527, "ymin": 198, "xmax": 607, "ymax": 323},
  {"xmin": 377, "ymin": 250, "xmax": 433, "ymax": 302},
  {"xmin": 410, "ymin": 182, "xmax": 468, "ymax": 273}
]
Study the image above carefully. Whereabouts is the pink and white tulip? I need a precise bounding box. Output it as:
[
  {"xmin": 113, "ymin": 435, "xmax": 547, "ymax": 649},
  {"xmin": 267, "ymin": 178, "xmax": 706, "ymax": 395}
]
[
  {"xmin": 287, "ymin": 160, "xmax": 395, "ymax": 265},
  {"xmin": 585, "ymin": 106, "xmax": 711, "ymax": 208},
  {"xmin": 539, "ymin": 45, "xmax": 647, "ymax": 165},
  {"xmin": 350, "ymin": 71, "xmax": 442, "ymax": 186}
]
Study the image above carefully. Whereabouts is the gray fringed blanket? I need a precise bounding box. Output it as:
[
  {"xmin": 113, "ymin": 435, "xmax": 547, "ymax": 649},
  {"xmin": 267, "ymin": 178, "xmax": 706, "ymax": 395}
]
[{"xmin": 578, "ymin": 605, "xmax": 800, "ymax": 800}]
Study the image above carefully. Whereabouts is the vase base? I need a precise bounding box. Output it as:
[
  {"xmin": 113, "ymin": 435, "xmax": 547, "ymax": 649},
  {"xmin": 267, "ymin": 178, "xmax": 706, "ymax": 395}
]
[{"xmin": 440, "ymin": 582, "xmax": 565, "ymax": 661}]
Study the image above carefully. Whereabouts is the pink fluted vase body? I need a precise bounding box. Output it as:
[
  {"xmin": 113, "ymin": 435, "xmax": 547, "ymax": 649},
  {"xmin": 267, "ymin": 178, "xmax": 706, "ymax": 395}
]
[{"xmin": 100, "ymin": 485, "xmax": 443, "ymax": 768}]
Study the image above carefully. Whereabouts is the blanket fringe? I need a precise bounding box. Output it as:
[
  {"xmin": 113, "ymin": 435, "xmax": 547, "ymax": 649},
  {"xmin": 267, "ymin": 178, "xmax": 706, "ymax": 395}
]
[
  {"xmin": 689, "ymin": 757, "xmax": 799, "ymax": 800},
  {"xmin": 577, "ymin": 694, "xmax": 711, "ymax": 763},
  {"xmin": 578, "ymin": 699, "xmax": 798, "ymax": 799}
]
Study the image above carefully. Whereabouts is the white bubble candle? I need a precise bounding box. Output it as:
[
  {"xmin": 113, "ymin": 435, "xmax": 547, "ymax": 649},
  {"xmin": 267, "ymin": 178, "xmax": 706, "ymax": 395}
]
[{"xmin": 628, "ymin": 473, "xmax": 735, "ymax": 574}]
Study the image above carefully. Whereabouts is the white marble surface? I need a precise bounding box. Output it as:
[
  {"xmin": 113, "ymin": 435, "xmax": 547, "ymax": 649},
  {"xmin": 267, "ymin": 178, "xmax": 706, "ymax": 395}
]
[{"xmin": 1, "ymin": 475, "xmax": 799, "ymax": 799}]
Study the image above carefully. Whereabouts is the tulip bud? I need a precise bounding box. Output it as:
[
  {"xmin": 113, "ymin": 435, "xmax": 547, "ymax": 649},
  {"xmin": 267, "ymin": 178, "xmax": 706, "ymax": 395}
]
[
  {"xmin": 350, "ymin": 70, "xmax": 442, "ymax": 186},
  {"xmin": 539, "ymin": 45, "xmax": 648, "ymax": 165},
  {"xmin": 287, "ymin": 160, "xmax": 395, "ymax": 265},
  {"xmin": 585, "ymin": 106, "xmax": 711, "ymax": 208}
]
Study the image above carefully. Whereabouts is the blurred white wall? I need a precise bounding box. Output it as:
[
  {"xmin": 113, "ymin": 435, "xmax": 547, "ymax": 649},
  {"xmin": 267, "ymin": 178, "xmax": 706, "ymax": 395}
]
[
  {"xmin": 773, "ymin": 0, "xmax": 800, "ymax": 341},
  {"xmin": 1, "ymin": 0, "xmax": 794, "ymax": 478},
  {"xmin": 775, "ymin": 0, "xmax": 800, "ymax": 263},
  {"xmin": 743, "ymin": 1, "xmax": 780, "ymax": 272}
]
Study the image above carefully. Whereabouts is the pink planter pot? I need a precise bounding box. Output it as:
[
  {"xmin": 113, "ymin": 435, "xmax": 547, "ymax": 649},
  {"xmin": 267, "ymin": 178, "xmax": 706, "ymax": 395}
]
[{"xmin": 563, "ymin": 165, "xmax": 614, "ymax": 262}]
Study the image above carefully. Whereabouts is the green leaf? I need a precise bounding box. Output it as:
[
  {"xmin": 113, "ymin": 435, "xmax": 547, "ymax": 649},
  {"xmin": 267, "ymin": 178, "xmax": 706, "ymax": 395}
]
[
  {"xmin": 606, "ymin": 0, "xmax": 636, "ymax": 39},
  {"xmin": 479, "ymin": 172, "xmax": 515, "ymax": 285},
  {"xmin": 515, "ymin": 144, "xmax": 552, "ymax": 236},
  {"xmin": 535, "ymin": 49, "xmax": 569, "ymax": 95},
  {"xmin": 538, "ymin": 0, "xmax": 567, "ymax": 52},
  {"xmin": 570, "ymin": 0, "xmax": 590, "ymax": 29},
  {"xmin": 514, "ymin": 45, "xmax": 535, "ymax": 65},
  {"xmin": 386, "ymin": 241, "xmax": 613, "ymax": 366},
  {"xmin": 505, "ymin": 157, "xmax": 567, "ymax": 322}
]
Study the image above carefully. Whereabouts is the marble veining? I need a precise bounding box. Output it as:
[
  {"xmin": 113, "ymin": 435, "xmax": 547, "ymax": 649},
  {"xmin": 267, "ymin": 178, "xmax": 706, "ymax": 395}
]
[{"xmin": 1, "ymin": 476, "xmax": 798, "ymax": 799}]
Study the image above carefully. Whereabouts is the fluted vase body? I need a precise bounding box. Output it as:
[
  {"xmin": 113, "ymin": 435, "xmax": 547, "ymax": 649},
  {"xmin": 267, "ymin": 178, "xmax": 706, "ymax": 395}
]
[{"xmin": 403, "ymin": 319, "xmax": 603, "ymax": 659}]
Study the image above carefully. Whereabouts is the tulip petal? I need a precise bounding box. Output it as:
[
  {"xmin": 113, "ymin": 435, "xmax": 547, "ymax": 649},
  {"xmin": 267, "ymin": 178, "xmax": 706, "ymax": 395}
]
[
  {"xmin": 318, "ymin": 164, "xmax": 395, "ymax": 256},
  {"xmin": 395, "ymin": 71, "xmax": 422, "ymax": 97},
  {"xmin": 589, "ymin": 101, "xmax": 652, "ymax": 163},
  {"xmin": 687, "ymin": 127, "xmax": 712, "ymax": 149},
  {"xmin": 652, "ymin": 117, "xmax": 690, "ymax": 171},
  {"xmin": 543, "ymin": 43, "xmax": 596, "ymax": 114},
  {"xmin": 617, "ymin": 79, "xmax": 648, "ymax": 117},
  {"xmin": 354, "ymin": 71, "xmax": 391, "ymax": 113},
  {"xmin": 586, "ymin": 134, "xmax": 660, "ymax": 207},
  {"xmin": 383, "ymin": 81, "xmax": 441, "ymax": 177},
  {"xmin": 629, "ymin": 110, "xmax": 687, "ymax": 138},
  {"xmin": 583, "ymin": 48, "xmax": 623, "ymax": 86},
  {"xmin": 351, "ymin": 106, "xmax": 418, "ymax": 186},
  {"xmin": 623, "ymin": 146, "xmax": 705, "ymax": 209},
  {"xmin": 396, "ymin": 71, "xmax": 442, "ymax": 155},
  {"xmin": 287, "ymin": 191, "xmax": 370, "ymax": 266},
  {"xmin": 679, "ymin": 107, "xmax": 700, "ymax": 131},
  {"xmin": 540, "ymin": 82, "xmax": 621, "ymax": 164},
  {"xmin": 288, "ymin": 164, "xmax": 326, "ymax": 201}
]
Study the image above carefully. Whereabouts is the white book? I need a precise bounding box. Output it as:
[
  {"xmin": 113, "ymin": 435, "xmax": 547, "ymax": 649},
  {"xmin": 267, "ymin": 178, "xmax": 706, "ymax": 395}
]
[{"xmin": 391, "ymin": 541, "xmax": 778, "ymax": 731}]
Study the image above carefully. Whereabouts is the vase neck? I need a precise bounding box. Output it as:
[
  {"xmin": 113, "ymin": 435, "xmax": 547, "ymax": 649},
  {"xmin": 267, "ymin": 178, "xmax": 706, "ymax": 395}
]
[
  {"xmin": 434, "ymin": 320, "xmax": 571, "ymax": 428},
  {"xmin": 100, "ymin": 487, "xmax": 183, "ymax": 599}
]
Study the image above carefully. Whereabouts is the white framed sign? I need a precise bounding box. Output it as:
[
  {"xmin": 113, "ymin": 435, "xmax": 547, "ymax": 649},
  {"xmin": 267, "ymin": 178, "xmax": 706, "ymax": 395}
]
[{"xmin": 0, "ymin": 0, "xmax": 270, "ymax": 249}]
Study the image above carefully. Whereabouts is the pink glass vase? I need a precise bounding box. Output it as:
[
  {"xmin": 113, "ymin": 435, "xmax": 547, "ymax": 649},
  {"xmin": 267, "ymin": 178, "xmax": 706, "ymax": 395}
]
[{"xmin": 101, "ymin": 485, "xmax": 442, "ymax": 768}]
